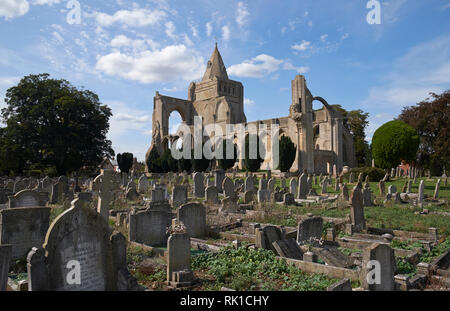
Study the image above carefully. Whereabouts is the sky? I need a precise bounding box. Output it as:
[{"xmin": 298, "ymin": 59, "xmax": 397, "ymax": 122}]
[{"xmin": 0, "ymin": 0, "xmax": 449, "ymax": 161}]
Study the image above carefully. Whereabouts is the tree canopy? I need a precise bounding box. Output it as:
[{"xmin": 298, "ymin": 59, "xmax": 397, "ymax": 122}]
[
  {"xmin": 0, "ymin": 74, "xmax": 114, "ymax": 176},
  {"xmin": 332, "ymin": 104, "xmax": 370, "ymax": 166},
  {"xmin": 117, "ymin": 153, "xmax": 134, "ymax": 174},
  {"xmin": 398, "ymin": 90, "xmax": 450, "ymax": 174},
  {"xmin": 371, "ymin": 120, "xmax": 420, "ymax": 169}
]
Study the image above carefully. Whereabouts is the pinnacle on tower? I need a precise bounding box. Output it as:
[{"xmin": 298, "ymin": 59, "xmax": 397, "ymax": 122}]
[{"xmin": 202, "ymin": 44, "xmax": 229, "ymax": 81}]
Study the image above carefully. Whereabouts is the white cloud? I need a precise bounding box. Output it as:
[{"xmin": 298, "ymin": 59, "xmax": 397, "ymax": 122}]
[
  {"xmin": 222, "ymin": 25, "xmax": 230, "ymax": 41},
  {"xmin": 206, "ymin": 22, "xmax": 213, "ymax": 37},
  {"xmin": 114, "ymin": 113, "xmax": 150, "ymax": 123},
  {"xmin": 228, "ymin": 54, "xmax": 283, "ymax": 78},
  {"xmin": 292, "ymin": 40, "xmax": 311, "ymax": 51},
  {"xmin": 283, "ymin": 62, "xmax": 309, "ymax": 74},
  {"xmin": 236, "ymin": 2, "xmax": 249, "ymax": 27},
  {"xmin": 320, "ymin": 34, "xmax": 328, "ymax": 42},
  {"xmin": 308, "ymin": 21, "xmax": 313, "ymax": 28},
  {"xmin": 244, "ymin": 98, "xmax": 255, "ymax": 106},
  {"xmin": 96, "ymin": 44, "xmax": 205, "ymax": 84},
  {"xmin": 0, "ymin": 76, "xmax": 20, "ymax": 86},
  {"xmin": 0, "ymin": 0, "xmax": 29, "ymax": 20},
  {"xmin": 228, "ymin": 54, "xmax": 309, "ymax": 78},
  {"xmin": 31, "ymin": 0, "xmax": 60, "ymax": 5},
  {"xmin": 95, "ymin": 9, "xmax": 166, "ymax": 27},
  {"xmin": 165, "ymin": 21, "xmax": 177, "ymax": 39}
]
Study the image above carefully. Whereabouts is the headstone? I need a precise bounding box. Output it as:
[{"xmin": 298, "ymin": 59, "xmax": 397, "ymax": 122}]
[
  {"xmin": 255, "ymin": 226, "xmax": 283, "ymax": 252},
  {"xmin": 129, "ymin": 210, "xmax": 170, "ymax": 246},
  {"xmin": 8, "ymin": 190, "xmax": 45, "ymax": 208},
  {"xmin": 244, "ymin": 177, "xmax": 254, "ymax": 193},
  {"xmin": 418, "ymin": 180, "xmax": 425, "ymax": 203},
  {"xmin": 433, "ymin": 179, "xmax": 440, "ymax": 200},
  {"xmin": 193, "ymin": 173, "xmax": 205, "ymax": 198},
  {"xmin": 26, "ymin": 199, "xmax": 138, "ymax": 291},
  {"xmin": 243, "ymin": 191, "xmax": 254, "ymax": 204},
  {"xmin": 221, "ymin": 196, "xmax": 239, "ymax": 213},
  {"xmin": 362, "ymin": 243, "xmax": 396, "ymax": 291},
  {"xmin": 97, "ymin": 169, "xmax": 113, "ymax": 222},
  {"xmin": 205, "ymin": 186, "xmax": 219, "ymax": 204},
  {"xmin": 137, "ymin": 175, "xmax": 149, "ymax": 194},
  {"xmin": 283, "ymin": 193, "xmax": 295, "ymax": 205},
  {"xmin": 289, "ymin": 178, "xmax": 298, "ymax": 196},
  {"xmin": 350, "ymin": 186, "xmax": 365, "ymax": 232},
  {"xmin": 272, "ymin": 239, "xmax": 303, "ymax": 260},
  {"xmin": 13, "ymin": 180, "xmax": 26, "ymax": 193},
  {"xmin": 378, "ymin": 180, "xmax": 385, "ymax": 196},
  {"xmin": 166, "ymin": 232, "xmax": 195, "ymax": 287},
  {"xmin": 297, "ymin": 173, "xmax": 308, "ymax": 199},
  {"xmin": 0, "ymin": 207, "xmax": 50, "ymax": 260},
  {"xmin": 214, "ymin": 170, "xmax": 225, "ymax": 193},
  {"xmin": 297, "ymin": 216, "xmax": 323, "ymax": 244},
  {"xmin": 321, "ymin": 177, "xmax": 328, "ymax": 194},
  {"xmin": 340, "ymin": 183, "xmax": 349, "ymax": 201},
  {"xmin": 177, "ymin": 203, "xmax": 206, "ymax": 238},
  {"xmin": 0, "ymin": 244, "xmax": 12, "ymax": 291},
  {"xmin": 363, "ymin": 183, "xmax": 373, "ymax": 206},
  {"xmin": 388, "ymin": 185, "xmax": 397, "ymax": 195},
  {"xmin": 222, "ymin": 177, "xmax": 235, "ymax": 198},
  {"xmin": 172, "ymin": 185, "xmax": 188, "ymax": 207}
]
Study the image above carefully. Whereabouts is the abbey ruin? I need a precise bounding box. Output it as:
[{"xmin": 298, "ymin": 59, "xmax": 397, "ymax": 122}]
[{"xmin": 146, "ymin": 45, "xmax": 356, "ymax": 173}]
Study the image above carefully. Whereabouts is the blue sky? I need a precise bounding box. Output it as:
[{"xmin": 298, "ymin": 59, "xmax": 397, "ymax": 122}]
[{"xmin": 0, "ymin": 0, "xmax": 449, "ymax": 161}]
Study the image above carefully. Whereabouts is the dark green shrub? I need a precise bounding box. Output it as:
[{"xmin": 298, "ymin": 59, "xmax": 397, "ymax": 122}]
[
  {"xmin": 217, "ymin": 138, "xmax": 237, "ymax": 171},
  {"xmin": 146, "ymin": 147, "xmax": 163, "ymax": 173},
  {"xmin": 372, "ymin": 120, "xmax": 419, "ymax": 169},
  {"xmin": 243, "ymin": 134, "xmax": 265, "ymax": 172},
  {"xmin": 277, "ymin": 135, "xmax": 296, "ymax": 172}
]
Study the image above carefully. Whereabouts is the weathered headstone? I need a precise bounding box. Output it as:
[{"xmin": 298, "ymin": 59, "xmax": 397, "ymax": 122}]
[
  {"xmin": 8, "ymin": 190, "xmax": 45, "ymax": 208},
  {"xmin": 297, "ymin": 216, "xmax": 323, "ymax": 244},
  {"xmin": 0, "ymin": 207, "xmax": 50, "ymax": 260},
  {"xmin": 289, "ymin": 178, "xmax": 298, "ymax": 196},
  {"xmin": 193, "ymin": 173, "xmax": 205, "ymax": 198},
  {"xmin": 272, "ymin": 239, "xmax": 303, "ymax": 260},
  {"xmin": 362, "ymin": 243, "xmax": 396, "ymax": 291},
  {"xmin": 214, "ymin": 170, "xmax": 225, "ymax": 193},
  {"xmin": 27, "ymin": 199, "xmax": 138, "ymax": 291},
  {"xmin": 350, "ymin": 186, "xmax": 365, "ymax": 232},
  {"xmin": 172, "ymin": 185, "xmax": 188, "ymax": 207},
  {"xmin": 433, "ymin": 179, "xmax": 440, "ymax": 200},
  {"xmin": 418, "ymin": 180, "xmax": 425, "ymax": 203},
  {"xmin": 137, "ymin": 175, "xmax": 149, "ymax": 194},
  {"xmin": 129, "ymin": 210, "xmax": 170, "ymax": 246},
  {"xmin": 166, "ymin": 232, "xmax": 195, "ymax": 288},
  {"xmin": 297, "ymin": 173, "xmax": 308, "ymax": 199},
  {"xmin": 205, "ymin": 186, "xmax": 219, "ymax": 204},
  {"xmin": 222, "ymin": 177, "xmax": 235, "ymax": 198},
  {"xmin": 97, "ymin": 169, "xmax": 113, "ymax": 222},
  {"xmin": 177, "ymin": 203, "xmax": 206, "ymax": 238}
]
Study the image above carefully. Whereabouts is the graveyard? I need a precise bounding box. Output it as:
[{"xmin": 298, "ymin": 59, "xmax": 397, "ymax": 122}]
[
  {"xmin": 0, "ymin": 0, "xmax": 449, "ymax": 297},
  {"xmin": 1, "ymin": 166, "xmax": 448, "ymax": 292}
]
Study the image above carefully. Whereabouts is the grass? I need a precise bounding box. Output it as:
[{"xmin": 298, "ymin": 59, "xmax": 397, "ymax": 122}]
[{"xmin": 192, "ymin": 245, "xmax": 339, "ymax": 291}]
